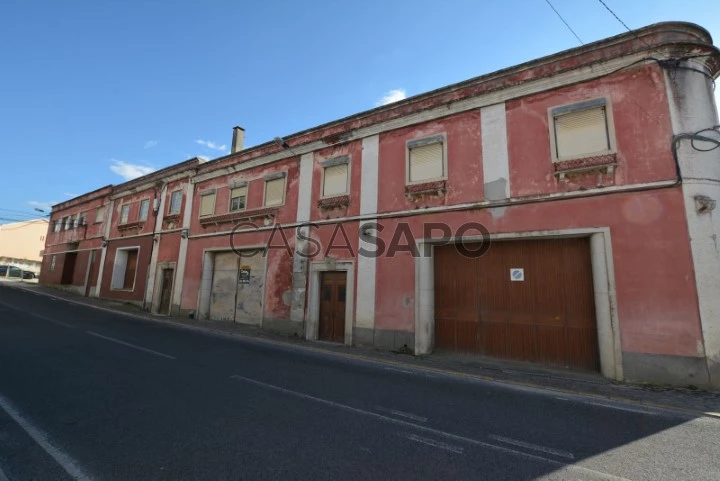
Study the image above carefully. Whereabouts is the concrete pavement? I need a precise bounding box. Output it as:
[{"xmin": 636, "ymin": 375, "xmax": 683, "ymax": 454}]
[{"xmin": 0, "ymin": 282, "xmax": 719, "ymax": 479}]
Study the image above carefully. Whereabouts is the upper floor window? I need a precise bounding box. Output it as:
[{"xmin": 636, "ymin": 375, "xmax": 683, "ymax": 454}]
[
  {"xmin": 199, "ymin": 190, "xmax": 216, "ymax": 217},
  {"xmin": 407, "ymin": 135, "xmax": 446, "ymax": 184},
  {"xmin": 64, "ymin": 215, "xmax": 74, "ymax": 230},
  {"xmin": 229, "ymin": 183, "xmax": 247, "ymax": 212},
  {"xmin": 264, "ymin": 173, "xmax": 286, "ymax": 207},
  {"xmin": 53, "ymin": 221, "xmax": 61, "ymax": 233},
  {"xmin": 168, "ymin": 190, "xmax": 183, "ymax": 215},
  {"xmin": 138, "ymin": 199, "xmax": 150, "ymax": 221},
  {"xmin": 550, "ymin": 98, "xmax": 615, "ymax": 162},
  {"xmin": 120, "ymin": 204, "xmax": 130, "ymax": 224},
  {"xmin": 95, "ymin": 205, "xmax": 106, "ymax": 223},
  {"xmin": 321, "ymin": 157, "xmax": 349, "ymax": 197}
]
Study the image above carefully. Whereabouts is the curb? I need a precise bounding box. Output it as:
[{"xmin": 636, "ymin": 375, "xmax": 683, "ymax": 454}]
[{"xmin": 5, "ymin": 282, "xmax": 719, "ymax": 420}]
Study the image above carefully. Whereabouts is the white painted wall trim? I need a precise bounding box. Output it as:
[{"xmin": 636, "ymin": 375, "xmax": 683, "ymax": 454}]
[
  {"xmin": 94, "ymin": 199, "xmax": 115, "ymax": 297},
  {"xmin": 186, "ymin": 179, "xmax": 678, "ymax": 240},
  {"xmin": 306, "ymin": 260, "xmax": 355, "ymax": 346},
  {"xmin": 481, "ymin": 103, "xmax": 510, "ymax": 199},
  {"xmin": 414, "ymin": 227, "xmax": 623, "ymax": 381},
  {"xmin": 171, "ymin": 182, "xmax": 193, "ymax": 311},
  {"xmin": 145, "ymin": 185, "xmax": 168, "ymax": 310}
]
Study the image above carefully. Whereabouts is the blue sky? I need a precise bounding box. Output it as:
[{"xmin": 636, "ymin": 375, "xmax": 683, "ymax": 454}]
[{"xmin": 1, "ymin": 0, "xmax": 718, "ymax": 223}]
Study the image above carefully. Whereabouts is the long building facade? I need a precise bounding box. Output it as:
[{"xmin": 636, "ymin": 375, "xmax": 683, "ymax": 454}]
[{"xmin": 41, "ymin": 22, "xmax": 720, "ymax": 388}]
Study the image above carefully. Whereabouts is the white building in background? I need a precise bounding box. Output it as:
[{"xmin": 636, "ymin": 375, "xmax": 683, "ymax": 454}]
[{"xmin": 0, "ymin": 219, "xmax": 49, "ymax": 273}]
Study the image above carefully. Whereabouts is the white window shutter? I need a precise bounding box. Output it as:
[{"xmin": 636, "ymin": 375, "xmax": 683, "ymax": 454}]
[
  {"xmin": 265, "ymin": 178, "xmax": 285, "ymax": 206},
  {"xmin": 409, "ymin": 142, "xmax": 443, "ymax": 182},
  {"xmin": 231, "ymin": 186, "xmax": 247, "ymax": 200},
  {"xmin": 200, "ymin": 193, "xmax": 215, "ymax": 216},
  {"xmin": 323, "ymin": 163, "xmax": 348, "ymax": 196},
  {"xmin": 554, "ymin": 107, "xmax": 609, "ymax": 160}
]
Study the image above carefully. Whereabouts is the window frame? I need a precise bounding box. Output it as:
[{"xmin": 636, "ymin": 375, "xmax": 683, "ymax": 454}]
[
  {"xmin": 263, "ymin": 172, "xmax": 287, "ymax": 207},
  {"xmin": 405, "ymin": 134, "xmax": 448, "ymax": 185},
  {"xmin": 547, "ymin": 96, "xmax": 617, "ymax": 163},
  {"xmin": 95, "ymin": 205, "xmax": 106, "ymax": 223},
  {"xmin": 199, "ymin": 189, "xmax": 217, "ymax": 217},
  {"xmin": 119, "ymin": 204, "xmax": 130, "ymax": 225},
  {"xmin": 320, "ymin": 156, "xmax": 350, "ymax": 198},
  {"xmin": 138, "ymin": 199, "xmax": 150, "ymax": 221},
  {"xmin": 110, "ymin": 246, "xmax": 141, "ymax": 291},
  {"xmin": 228, "ymin": 181, "xmax": 248, "ymax": 213},
  {"xmin": 168, "ymin": 190, "xmax": 183, "ymax": 215}
]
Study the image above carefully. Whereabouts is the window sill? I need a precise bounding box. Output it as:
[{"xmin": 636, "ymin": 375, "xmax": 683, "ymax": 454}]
[
  {"xmin": 404, "ymin": 180, "xmax": 447, "ymax": 201},
  {"xmin": 199, "ymin": 207, "xmax": 278, "ymax": 227},
  {"xmin": 117, "ymin": 221, "xmax": 144, "ymax": 231},
  {"xmin": 553, "ymin": 153, "xmax": 617, "ymax": 181},
  {"xmin": 318, "ymin": 195, "xmax": 350, "ymax": 210}
]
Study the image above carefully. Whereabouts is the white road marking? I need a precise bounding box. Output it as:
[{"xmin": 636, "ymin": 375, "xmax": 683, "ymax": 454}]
[
  {"xmin": 583, "ymin": 400, "xmax": 660, "ymax": 416},
  {"xmin": 375, "ymin": 406, "xmax": 428, "ymax": 422},
  {"xmin": 403, "ymin": 433, "xmax": 464, "ymax": 453},
  {"xmin": 86, "ymin": 331, "xmax": 176, "ymax": 360},
  {"xmin": 384, "ymin": 367, "xmax": 413, "ymax": 374},
  {"xmin": 231, "ymin": 375, "xmax": 627, "ymax": 480},
  {"xmin": 0, "ymin": 464, "xmax": 9, "ymax": 481},
  {"xmin": 0, "ymin": 393, "xmax": 92, "ymax": 481},
  {"xmin": 489, "ymin": 435, "xmax": 574, "ymax": 459},
  {"xmin": 32, "ymin": 313, "xmax": 75, "ymax": 329}
]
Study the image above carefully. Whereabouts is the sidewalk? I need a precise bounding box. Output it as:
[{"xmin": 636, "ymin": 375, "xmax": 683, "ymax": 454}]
[{"xmin": 4, "ymin": 279, "xmax": 719, "ymax": 418}]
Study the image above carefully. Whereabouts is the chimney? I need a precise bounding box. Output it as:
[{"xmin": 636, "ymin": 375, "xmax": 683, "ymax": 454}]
[{"xmin": 231, "ymin": 126, "xmax": 245, "ymax": 153}]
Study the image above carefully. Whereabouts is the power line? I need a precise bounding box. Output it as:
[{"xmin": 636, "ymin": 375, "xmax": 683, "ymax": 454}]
[
  {"xmin": 543, "ymin": 0, "xmax": 583, "ymax": 45},
  {"xmin": 596, "ymin": 0, "xmax": 633, "ymax": 33}
]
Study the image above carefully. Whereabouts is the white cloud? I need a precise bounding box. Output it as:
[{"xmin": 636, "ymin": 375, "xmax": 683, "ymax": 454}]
[
  {"xmin": 63, "ymin": 192, "xmax": 79, "ymax": 198},
  {"xmin": 197, "ymin": 155, "xmax": 210, "ymax": 162},
  {"xmin": 27, "ymin": 200, "xmax": 58, "ymax": 212},
  {"xmin": 144, "ymin": 140, "xmax": 159, "ymax": 149},
  {"xmin": 376, "ymin": 89, "xmax": 407, "ymax": 106},
  {"xmin": 195, "ymin": 139, "xmax": 227, "ymax": 151},
  {"xmin": 110, "ymin": 159, "xmax": 155, "ymax": 181}
]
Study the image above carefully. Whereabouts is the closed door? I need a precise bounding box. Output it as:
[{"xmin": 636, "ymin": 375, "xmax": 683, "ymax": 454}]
[
  {"xmin": 159, "ymin": 268, "xmax": 174, "ymax": 315},
  {"xmin": 123, "ymin": 250, "xmax": 138, "ymax": 290},
  {"xmin": 434, "ymin": 238, "xmax": 599, "ymax": 371},
  {"xmin": 209, "ymin": 252, "xmax": 238, "ymax": 321},
  {"xmin": 319, "ymin": 272, "xmax": 347, "ymax": 343}
]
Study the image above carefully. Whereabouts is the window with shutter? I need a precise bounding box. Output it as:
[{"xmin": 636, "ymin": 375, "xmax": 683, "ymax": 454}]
[
  {"xmin": 323, "ymin": 163, "xmax": 348, "ymax": 197},
  {"xmin": 409, "ymin": 141, "xmax": 444, "ymax": 183},
  {"xmin": 138, "ymin": 199, "xmax": 150, "ymax": 221},
  {"xmin": 120, "ymin": 205, "xmax": 130, "ymax": 224},
  {"xmin": 95, "ymin": 206, "xmax": 106, "ymax": 223},
  {"xmin": 199, "ymin": 193, "xmax": 216, "ymax": 217},
  {"xmin": 553, "ymin": 105, "xmax": 611, "ymax": 160},
  {"xmin": 168, "ymin": 191, "xmax": 183, "ymax": 214},
  {"xmin": 264, "ymin": 178, "xmax": 285, "ymax": 206},
  {"xmin": 229, "ymin": 186, "xmax": 247, "ymax": 212}
]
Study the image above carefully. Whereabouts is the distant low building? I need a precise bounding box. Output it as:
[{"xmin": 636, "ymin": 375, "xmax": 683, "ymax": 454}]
[{"xmin": 0, "ymin": 219, "xmax": 49, "ymax": 274}]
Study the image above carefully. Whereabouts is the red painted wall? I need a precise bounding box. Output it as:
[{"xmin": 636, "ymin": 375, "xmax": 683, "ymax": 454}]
[{"xmin": 99, "ymin": 236, "xmax": 154, "ymax": 302}]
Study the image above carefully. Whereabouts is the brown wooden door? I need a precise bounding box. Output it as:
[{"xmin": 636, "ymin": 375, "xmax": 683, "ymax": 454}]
[
  {"xmin": 319, "ymin": 272, "xmax": 347, "ymax": 343},
  {"xmin": 159, "ymin": 268, "xmax": 174, "ymax": 315},
  {"xmin": 60, "ymin": 252, "xmax": 77, "ymax": 285},
  {"xmin": 434, "ymin": 238, "xmax": 599, "ymax": 371},
  {"xmin": 123, "ymin": 250, "xmax": 138, "ymax": 290}
]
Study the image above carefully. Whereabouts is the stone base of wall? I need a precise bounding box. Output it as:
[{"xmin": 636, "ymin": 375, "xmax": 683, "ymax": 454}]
[
  {"xmin": 353, "ymin": 327, "xmax": 415, "ymax": 352},
  {"xmin": 622, "ymin": 351, "xmax": 712, "ymax": 388},
  {"xmin": 263, "ymin": 318, "xmax": 304, "ymax": 337}
]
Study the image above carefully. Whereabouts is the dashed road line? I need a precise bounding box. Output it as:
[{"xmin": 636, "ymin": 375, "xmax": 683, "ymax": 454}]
[
  {"xmin": 403, "ymin": 433, "xmax": 464, "ymax": 453},
  {"xmin": 489, "ymin": 435, "xmax": 574, "ymax": 459},
  {"xmin": 375, "ymin": 406, "xmax": 428, "ymax": 422},
  {"xmin": 231, "ymin": 375, "xmax": 629, "ymax": 480},
  {"xmin": 86, "ymin": 331, "xmax": 176, "ymax": 360},
  {"xmin": 0, "ymin": 393, "xmax": 92, "ymax": 481}
]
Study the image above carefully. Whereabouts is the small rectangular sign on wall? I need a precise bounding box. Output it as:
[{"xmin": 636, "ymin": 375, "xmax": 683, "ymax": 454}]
[
  {"xmin": 238, "ymin": 266, "xmax": 251, "ymax": 285},
  {"xmin": 510, "ymin": 268, "xmax": 524, "ymax": 281}
]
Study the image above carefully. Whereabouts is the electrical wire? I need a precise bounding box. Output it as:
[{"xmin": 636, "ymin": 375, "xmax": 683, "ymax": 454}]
[{"xmin": 543, "ymin": 0, "xmax": 583, "ymax": 45}]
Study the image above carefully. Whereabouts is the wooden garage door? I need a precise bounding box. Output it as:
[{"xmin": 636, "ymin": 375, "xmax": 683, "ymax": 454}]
[{"xmin": 434, "ymin": 238, "xmax": 599, "ymax": 371}]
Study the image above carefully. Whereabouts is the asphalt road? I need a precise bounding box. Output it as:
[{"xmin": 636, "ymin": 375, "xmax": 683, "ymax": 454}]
[{"xmin": 0, "ymin": 284, "xmax": 718, "ymax": 481}]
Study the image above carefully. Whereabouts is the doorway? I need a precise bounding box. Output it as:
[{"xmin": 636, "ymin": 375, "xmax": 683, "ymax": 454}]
[
  {"xmin": 319, "ymin": 271, "xmax": 347, "ymax": 343},
  {"xmin": 159, "ymin": 268, "xmax": 174, "ymax": 315},
  {"xmin": 60, "ymin": 252, "xmax": 77, "ymax": 285}
]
